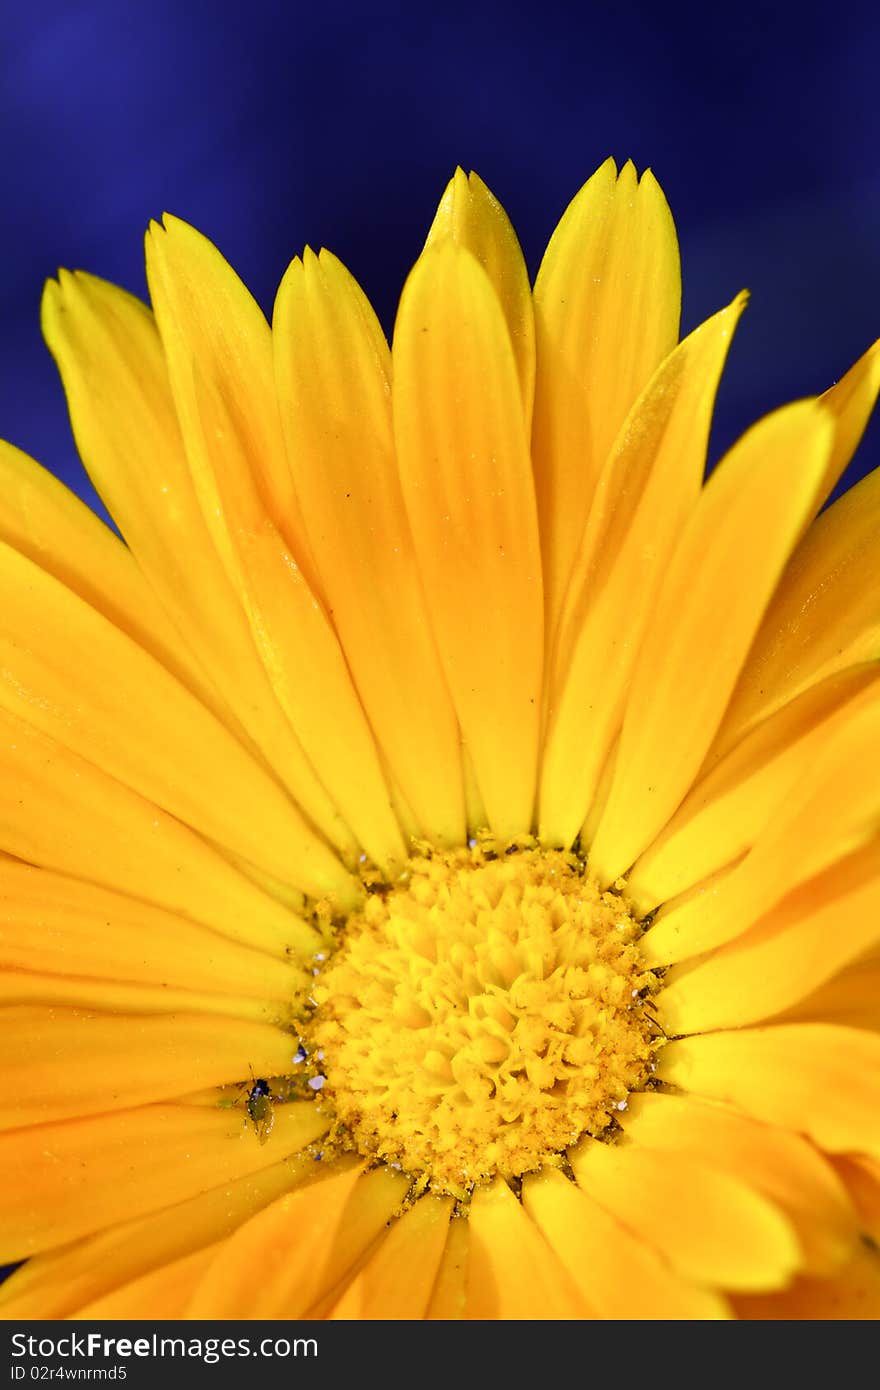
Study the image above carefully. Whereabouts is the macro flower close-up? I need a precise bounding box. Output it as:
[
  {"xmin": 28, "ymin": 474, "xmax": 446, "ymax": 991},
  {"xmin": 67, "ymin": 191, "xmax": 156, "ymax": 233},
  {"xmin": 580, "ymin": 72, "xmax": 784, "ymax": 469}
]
[{"xmin": 0, "ymin": 155, "xmax": 878, "ymax": 1321}]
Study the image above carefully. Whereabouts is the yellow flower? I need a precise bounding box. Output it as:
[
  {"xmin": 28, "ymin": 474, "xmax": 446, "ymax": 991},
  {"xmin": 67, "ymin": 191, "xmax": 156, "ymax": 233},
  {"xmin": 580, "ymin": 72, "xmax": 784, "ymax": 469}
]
[{"xmin": 1, "ymin": 158, "xmax": 879, "ymax": 1320}]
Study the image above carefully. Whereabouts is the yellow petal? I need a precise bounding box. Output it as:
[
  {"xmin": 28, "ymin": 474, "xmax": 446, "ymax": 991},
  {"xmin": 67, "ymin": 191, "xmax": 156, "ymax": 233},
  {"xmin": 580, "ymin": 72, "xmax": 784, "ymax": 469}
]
[
  {"xmin": 523, "ymin": 1166, "xmax": 730, "ymax": 1319},
  {"xmin": 426, "ymin": 1215, "xmax": 470, "ymax": 1320},
  {"xmin": 71, "ymin": 1243, "xmax": 224, "ymax": 1320},
  {"xmin": 814, "ymin": 338, "xmax": 880, "ymax": 505},
  {"xmin": 328, "ymin": 1194, "xmax": 453, "ymax": 1319},
  {"xmin": 186, "ymin": 1163, "xmax": 407, "ymax": 1318},
  {"xmin": 0, "ymin": 440, "xmax": 215, "ymax": 709},
  {"xmin": 531, "ymin": 159, "xmax": 680, "ymax": 630},
  {"xmin": 0, "ymin": 541, "xmax": 349, "ymax": 899},
  {"xmin": 589, "ymin": 399, "xmax": 835, "ymax": 885},
  {"xmin": 146, "ymin": 220, "xmax": 406, "ymax": 875},
  {"xmin": 643, "ymin": 689, "xmax": 880, "ymax": 966},
  {"xmin": 777, "ymin": 951, "xmax": 880, "ymax": 1030},
  {"xmin": 1, "ymin": 860, "xmax": 301, "ymax": 1003},
  {"xmin": 717, "ymin": 462, "xmax": 880, "ymax": 753},
  {"xmin": 0, "ymin": 1152, "xmax": 321, "ymax": 1318},
  {"xmin": 658, "ymin": 838, "xmax": 880, "ymax": 1033},
  {"xmin": 466, "ymin": 1177, "xmax": 591, "ymax": 1318},
  {"xmin": 620, "ymin": 1091, "xmax": 859, "ymax": 1276},
  {"xmin": 0, "ymin": 1101, "xmax": 328, "ymax": 1261},
  {"xmin": 731, "ymin": 1242, "xmax": 880, "ymax": 1320},
  {"xmin": 569, "ymin": 1137, "xmax": 801, "ymax": 1291},
  {"xmin": 41, "ymin": 269, "xmax": 358, "ymax": 863},
  {"xmin": 629, "ymin": 663, "xmax": 880, "ymax": 912},
  {"xmin": 392, "ymin": 240, "xmax": 543, "ymax": 838},
  {"xmin": 425, "ymin": 168, "xmax": 535, "ymax": 428},
  {"xmin": 0, "ymin": 706, "xmax": 324, "ymax": 950},
  {"xmin": 658, "ymin": 1024, "xmax": 880, "ymax": 1157},
  {"xmin": 0, "ymin": 1008, "xmax": 302, "ymax": 1129},
  {"xmin": 539, "ymin": 295, "xmax": 746, "ymax": 844},
  {"xmin": 144, "ymin": 215, "xmax": 319, "ymax": 590},
  {"xmin": 273, "ymin": 248, "xmax": 465, "ymax": 846}
]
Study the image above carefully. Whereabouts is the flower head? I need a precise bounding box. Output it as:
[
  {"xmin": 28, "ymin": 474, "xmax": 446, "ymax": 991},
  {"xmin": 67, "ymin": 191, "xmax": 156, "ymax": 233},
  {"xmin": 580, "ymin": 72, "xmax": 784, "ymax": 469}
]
[{"xmin": 1, "ymin": 159, "xmax": 879, "ymax": 1320}]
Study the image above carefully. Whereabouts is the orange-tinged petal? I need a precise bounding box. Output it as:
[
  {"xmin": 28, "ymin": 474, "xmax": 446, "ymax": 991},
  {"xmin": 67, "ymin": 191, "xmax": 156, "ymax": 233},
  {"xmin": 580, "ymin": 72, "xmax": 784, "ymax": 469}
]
[
  {"xmin": 658, "ymin": 1024, "xmax": 880, "ymax": 1157},
  {"xmin": 328, "ymin": 1194, "xmax": 453, "ymax": 1319},
  {"xmin": 658, "ymin": 838, "xmax": 880, "ymax": 1033},
  {"xmin": 539, "ymin": 295, "xmax": 746, "ymax": 844},
  {"xmin": 186, "ymin": 1163, "xmax": 407, "ymax": 1318},
  {"xmin": 0, "ymin": 706, "xmax": 328, "ymax": 948},
  {"xmin": 777, "ymin": 952, "xmax": 880, "ymax": 1030},
  {"xmin": 426, "ymin": 1215, "xmax": 470, "ymax": 1320},
  {"xmin": 833, "ymin": 1155, "xmax": 880, "ymax": 1244},
  {"xmin": 629, "ymin": 664, "xmax": 880, "ymax": 912},
  {"xmin": 717, "ymin": 463, "xmax": 880, "ymax": 754},
  {"xmin": 71, "ymin": 1243, "xmax": 224, "ymax": 1320},
  {"xmin": 731, "ymin": 1242, "xmax": 880, "ymax": 1320},
  {"xmin": 0, "ymin": 1008, "xmax": 301, "ymax": 1128},
  {"xmin": 590, "ymin": 399, "xmax": 835, "ymax": 885},
  {"xmin": 0, "ymin": 440, "xmax": 215, "ymax": 710},
  {"xmin": 0, "ymin": 1153, "xmax": 322, "ymax": 1318},
  {"xmin": 392, "ymin": 240, "xmax": 543, "ymax": 839},
  {"xmin": 273, "ymin": 248, "xmax": 465, "ymax": 846},
  {"xmin": 41, "ymin": 270, "xmax": 358, "ymax": 863},
  {"xmin": 0, "ymin": 541, "xmax": 351, "ymax": 898},
  {"xmin": 425, "ymin": 168, "xmax": 535, "ymax": 427},
  {"xmin": 643, "ymin": 691, "xmax": 880, "ymax": 966},
  {"xmin": 0, "ymin": 861, "xmax": 300, "ymax": 1002},
  {"xmin": 569, "ymin": 1137, "xmax": 801, "ymax": 1291},
  {"xmin": 619, "ymin": 1092, "xmax": 859, "ymax": 1276},
  {"xmin": 531, "ymin": 159, "xmax": 680, "ymax": 629},
  {"xmin": 466, "ymin": 1177, "xmax": 591, "ymax": 1318},
  {"xmin": 522, "ymin": 1166, "xmax": 729, "ymax": 1319},
  {"xmin": 0, "ymin": 1101, "xmax": 328, "ymax": 1261}
]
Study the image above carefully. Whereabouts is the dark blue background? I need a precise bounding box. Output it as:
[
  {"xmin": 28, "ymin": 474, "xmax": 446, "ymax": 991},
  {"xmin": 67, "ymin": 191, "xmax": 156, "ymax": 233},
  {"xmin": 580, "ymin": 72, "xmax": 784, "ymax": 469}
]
[{"xmin": 1, "ymin": 0, "xmax": 878, "ymax": 521}]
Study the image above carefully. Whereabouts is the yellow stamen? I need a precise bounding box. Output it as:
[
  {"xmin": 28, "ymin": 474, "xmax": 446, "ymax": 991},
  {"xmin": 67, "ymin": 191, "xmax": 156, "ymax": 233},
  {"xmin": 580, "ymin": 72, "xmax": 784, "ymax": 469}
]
[{"xmin": 304, "ymin": 838, "xmax": 659, "ymax": 1195}]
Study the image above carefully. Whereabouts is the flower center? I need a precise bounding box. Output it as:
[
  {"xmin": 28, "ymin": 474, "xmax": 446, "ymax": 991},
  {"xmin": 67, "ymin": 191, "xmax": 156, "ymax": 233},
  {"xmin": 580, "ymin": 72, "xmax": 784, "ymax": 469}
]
[{"xmin": 302, "ymin": 839, "xmax": 660, "ymax": 1196}]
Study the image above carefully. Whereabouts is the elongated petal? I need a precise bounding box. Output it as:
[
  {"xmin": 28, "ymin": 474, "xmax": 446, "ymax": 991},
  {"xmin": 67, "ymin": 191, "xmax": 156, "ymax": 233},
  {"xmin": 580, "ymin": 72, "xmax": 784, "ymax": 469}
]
[
  {"xmin": 328, "ymin": 1194, "xmax": 453, "ymax": 1319},
  {"xmin": 531, "ymin": 159, "xmax": 680, "ymax": 628},
  {"xmin": 658, "ymin": 838, "xmax": 880, "ymax": 1032},
  {"xmin": 0, "ymin": 1008, "xmax": 301, "ymax": 1128},
  {"xmin": 0, "ymin": 707, "xmax": 327, "ymax": 948},
  {"xmin": 814, "ymin": 338, "xmax": 880, "ymax": 504},
  {"xmin": 717, "ymin": 463, "xmax": 880, "ymax": 752},
  {"xmin": 777, "ymin": 953, "xmax": 880, "ymax": 1030},
  {"xmin": 0, "ymin": 860, "xmax": 300, "ymax": 1002},
  {"xmin": 731, "ymin": 1243, "xmax": 880, "ymax": 1320},
  {"xmin": 619, "ymin": 1092, "xmax": 859, "ymax": 1276},
  {"xmin": 466, "ymin": 1178, "xmax": 590, "ymax": 1318},
  {"xmin": 72, "ymin": 1243, "xmax": 224, "ymax": 1320},
  {"xmin": 274, "ymin": 248, "xmax": 465, "ymax": 846},
  {"xmin": 590, "ymin": 399, "xmax": 835, "ymax": 885},
  {"xmin": 0, "ymin": 440, "xmax": 216, "ymax": 708},
  {"xmin": 629, "ymin": 664, "xmax": 880, "ymax": 911},
  {"xmin": 426, "ymin": 1216, "xmax": 470, "ymax": 1320},
  {"xmin": 0, "ymin": 1102, "xmax": 328, "ymax": 1261},
  {"xmin": 41, "ymin": 270, "xmax": 358, "ymax": 862},
  {"xmin": 523, "ymin": 1167, "xmax": 730, "ymax": 1318},
  {"xmin": 186, "ymin": 1163, "xmax": 407, "ymax": 1318},
  {"xmin": 0, "ymin": 541, "xmax": 350, "ymax": 897},
  {"xmin": 0, "ymin": 1153, "xmax": 321, "ymax": 1318},
  {"xmin": 540, "ymin": 295, "xmax": 746, "ymax": 844},
  {"xmin": 144, "ymin": 215, "xmax": 318, "ymax": 585},
  {"xmin": 658, "ymin": 1025, "xmax": 880, "ymax": 1157},
  {"xmin": 392, "ymin": 240, "xmax": 543, "ymax": 838},
  {"xmin": 643, "ymin": 691, "xmax": 880, "ymax": 966},
  {"xmin": 569, "ymin": 1137, "xmax": 801, "ymax": 1291},
  {"xmin": 425, "ymin": 168, "xmax": 535, "ymax": 427}
]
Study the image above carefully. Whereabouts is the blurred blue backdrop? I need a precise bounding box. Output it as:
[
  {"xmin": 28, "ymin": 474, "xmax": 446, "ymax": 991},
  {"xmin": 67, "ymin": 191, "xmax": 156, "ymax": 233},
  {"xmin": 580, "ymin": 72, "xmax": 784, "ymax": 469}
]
[{"xmin": 1, "ymin": 0, "xmax": 878, "ymax": 520}]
